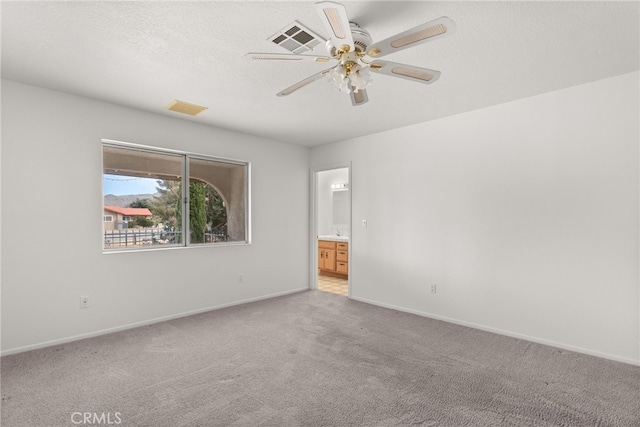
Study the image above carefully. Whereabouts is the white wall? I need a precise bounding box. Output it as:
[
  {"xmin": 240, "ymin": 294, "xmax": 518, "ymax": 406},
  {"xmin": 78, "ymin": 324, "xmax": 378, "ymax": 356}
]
[
  {"xmin": 311, "ymin": 72, "xmax": 640, "ymax": 365},
  {"xmin": 1, "ymin": 80, "xmax": 310, "ymax": 354},
  {"xmin": 317, "ymin": 168, "xmax": 349, "ymax": 236}
]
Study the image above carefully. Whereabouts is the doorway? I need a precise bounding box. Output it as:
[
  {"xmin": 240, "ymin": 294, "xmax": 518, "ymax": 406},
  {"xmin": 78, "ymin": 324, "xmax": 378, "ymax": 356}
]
[{"xmin": 312, "ymin": 165, "xmax": 351, "ymax": 297}]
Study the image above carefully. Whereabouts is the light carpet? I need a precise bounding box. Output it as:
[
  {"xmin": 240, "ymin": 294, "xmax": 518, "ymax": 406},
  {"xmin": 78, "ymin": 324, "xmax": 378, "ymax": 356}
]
[{"xmin": 1, "ymin": 290, "xmax": 638, "ymax": 426}]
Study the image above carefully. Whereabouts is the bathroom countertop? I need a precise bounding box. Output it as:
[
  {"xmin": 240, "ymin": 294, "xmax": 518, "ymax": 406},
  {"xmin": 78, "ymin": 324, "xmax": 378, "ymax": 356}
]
[{"xmin": 317, "ymin": 235, "xmax": 349, "ymax": 242}]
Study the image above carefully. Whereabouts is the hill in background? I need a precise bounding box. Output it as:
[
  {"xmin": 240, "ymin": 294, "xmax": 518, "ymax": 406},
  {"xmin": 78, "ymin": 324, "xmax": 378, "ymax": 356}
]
[{"xmin": 104, "ymin": 193, "xmax": 157, "ymax": 208}]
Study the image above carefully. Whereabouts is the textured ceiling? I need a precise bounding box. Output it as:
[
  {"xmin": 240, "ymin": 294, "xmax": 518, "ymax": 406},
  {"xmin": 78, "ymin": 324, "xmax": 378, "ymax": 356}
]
[{"xmin": 1, "ymin": 1, "xmax": 638, "ymax": 147}]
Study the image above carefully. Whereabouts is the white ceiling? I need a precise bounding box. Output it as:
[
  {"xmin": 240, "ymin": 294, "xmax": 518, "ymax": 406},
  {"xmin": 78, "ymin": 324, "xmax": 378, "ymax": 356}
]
[{"xmin": 2, "ymin": 1, "xmax": 638, "ymax": 147}]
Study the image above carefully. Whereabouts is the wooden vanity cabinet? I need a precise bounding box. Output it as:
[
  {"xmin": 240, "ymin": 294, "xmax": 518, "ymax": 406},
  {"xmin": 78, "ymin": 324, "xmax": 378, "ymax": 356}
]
[
  {"xmin": 318, "ymin": 240, "xmax": 348, "ymax": 277},
  {"xmin": 318, "ymin": 240, "xmax": 336, "ymax": 271},
  {"xmin": 336, "ymin": 242, "xmax": 348, "ymax": 274}
]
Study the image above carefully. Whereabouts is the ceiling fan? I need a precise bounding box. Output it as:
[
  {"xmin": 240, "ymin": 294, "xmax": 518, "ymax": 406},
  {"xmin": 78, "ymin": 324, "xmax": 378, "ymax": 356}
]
[{"xmin": 246, "ymin": 1, "xmax": 455, "ymax": 106}]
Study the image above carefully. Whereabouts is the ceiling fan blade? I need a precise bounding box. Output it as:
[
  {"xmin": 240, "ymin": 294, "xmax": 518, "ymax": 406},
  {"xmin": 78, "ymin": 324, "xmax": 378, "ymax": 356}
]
[
  {"xmin": 366, "ymin": 17, "xmax": 455, "ymax": 58},
  {"xmin": 277, "ymin": 67, "xmax": 335, "ymax": 97},
  {"xmin": 245, "ymin": 52, "xmax": 333, "ymax": 63},
  {"xmin": 315, "ymin": 1, "xmax": 354, "ymax": 53},
  {"xmin": 369, "ymin": 60, "xmax": 441, "ymax": 84},
  {"xmin": 348, "ymin": 83, "xmax": 369, "ymax": 106}
]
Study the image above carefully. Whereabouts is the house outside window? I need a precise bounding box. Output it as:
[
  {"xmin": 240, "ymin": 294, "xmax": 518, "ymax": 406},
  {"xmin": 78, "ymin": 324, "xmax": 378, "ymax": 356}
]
[{"xmin": 103, "ymin": 207, "xmax": 152, "ymax": 232}]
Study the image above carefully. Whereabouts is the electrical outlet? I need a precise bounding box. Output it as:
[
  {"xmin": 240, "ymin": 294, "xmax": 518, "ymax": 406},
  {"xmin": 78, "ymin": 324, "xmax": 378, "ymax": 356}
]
[
  {"xmin": 237, "ymin": 274, "xmax": 243, "ymax": 284},
  {"xmin": 362, "ymin": 219, "xmax": 367, "ymax": 228},
  {"xmin": 430, "ymin": 284, "xmax": 437, "ymax": 294},
  {"xmin": 80, "ymin": 296, "xmax": 90, "ymax": 308}
]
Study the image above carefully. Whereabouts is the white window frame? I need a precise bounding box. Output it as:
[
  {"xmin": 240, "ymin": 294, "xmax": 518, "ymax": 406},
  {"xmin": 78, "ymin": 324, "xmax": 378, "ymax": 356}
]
[
  {"xmin": 102, "ymin": 139, "xmax": 251, "ymax": 253},
  {"xmin": 103, "ymin": 215, "xmax": 113, "ymax": 222}
]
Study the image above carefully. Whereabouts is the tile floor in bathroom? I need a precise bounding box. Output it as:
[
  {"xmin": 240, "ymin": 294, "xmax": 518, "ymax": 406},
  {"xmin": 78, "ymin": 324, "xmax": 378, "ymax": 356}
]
[{"xmin": 317, "ymin": 273, "xmax": 348, "ymax": 296}]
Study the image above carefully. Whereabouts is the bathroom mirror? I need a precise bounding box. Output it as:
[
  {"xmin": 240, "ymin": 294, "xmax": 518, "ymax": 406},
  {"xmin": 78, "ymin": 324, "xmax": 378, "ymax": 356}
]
[{"xmin": 332, "ymin": 190, "xmax": 349, "ymax": 225}]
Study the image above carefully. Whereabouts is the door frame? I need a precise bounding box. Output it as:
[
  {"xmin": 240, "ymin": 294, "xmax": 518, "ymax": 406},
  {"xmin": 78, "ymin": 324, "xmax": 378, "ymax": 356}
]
[{"xmin": 310, "ymin": 162, "xmax": 352, "ymax": 297}]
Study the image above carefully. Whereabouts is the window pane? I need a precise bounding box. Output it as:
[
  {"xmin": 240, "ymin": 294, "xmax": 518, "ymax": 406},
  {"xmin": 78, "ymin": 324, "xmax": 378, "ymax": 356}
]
[
  {"xmin": 103, "ymin": 145, "xmax": 183, "ymax": 249},
  {"xmin": 188, "ymin": 157, "xmax": 247, "ymax": 244},
  {"xmin": 102, "ymin": 142, "xmax": 249, "ymax": 251}
]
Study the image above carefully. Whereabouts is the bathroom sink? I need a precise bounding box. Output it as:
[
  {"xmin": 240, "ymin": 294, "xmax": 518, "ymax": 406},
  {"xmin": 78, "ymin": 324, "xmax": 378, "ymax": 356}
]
[{"xmin": 317, "ymin": 235, "xmax": 348, "ymax": 242}]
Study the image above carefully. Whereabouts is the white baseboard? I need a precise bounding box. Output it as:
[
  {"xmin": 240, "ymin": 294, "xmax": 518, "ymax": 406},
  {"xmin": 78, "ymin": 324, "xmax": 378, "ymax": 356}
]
[
  {"xmin": 1, "ymin": 287, "xmax": 308, "ymax": 357},
  {"xmin": 349, "ymin": 295, "xmax": 640, "ymax": 367}
]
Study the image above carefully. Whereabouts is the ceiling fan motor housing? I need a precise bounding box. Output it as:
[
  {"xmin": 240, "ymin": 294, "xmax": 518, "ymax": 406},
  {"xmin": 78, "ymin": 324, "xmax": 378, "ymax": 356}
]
[{"xmin": 325, "ymin": 22, "xmax": 373, "ymax": 57}]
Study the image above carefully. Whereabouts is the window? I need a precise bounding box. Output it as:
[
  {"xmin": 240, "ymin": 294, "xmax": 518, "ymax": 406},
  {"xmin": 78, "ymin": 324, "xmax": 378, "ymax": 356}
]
[
  {"xmin": 102, "ymin": 141, "xmax": 250, "ymax": 251},
  {"xmin": 103, "ymin": 215, "xmax": 113, "ymax": 222}
]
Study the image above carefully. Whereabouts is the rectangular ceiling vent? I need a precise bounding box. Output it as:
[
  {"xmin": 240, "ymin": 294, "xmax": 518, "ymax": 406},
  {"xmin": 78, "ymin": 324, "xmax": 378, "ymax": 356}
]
[
  {"xmin": 268, "ymin": 21, "xmax": 326, "ymax": 54},
  {"xmin": 165, "ymin": 99, "xmax": 208, "ymax": 116}
]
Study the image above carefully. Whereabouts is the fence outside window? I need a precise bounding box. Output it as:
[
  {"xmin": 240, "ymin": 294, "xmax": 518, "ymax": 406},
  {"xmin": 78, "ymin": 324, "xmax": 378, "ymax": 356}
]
[{"xmin": 104, "ymin": 227, "xmax": 227, "ymax": 249}]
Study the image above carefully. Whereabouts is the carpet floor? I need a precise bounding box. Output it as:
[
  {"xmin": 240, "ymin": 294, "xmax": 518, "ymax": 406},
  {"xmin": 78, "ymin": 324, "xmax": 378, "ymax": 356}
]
[{"xmin": 1, "ymin": 290, "xmax": 638, "ymax": 426}]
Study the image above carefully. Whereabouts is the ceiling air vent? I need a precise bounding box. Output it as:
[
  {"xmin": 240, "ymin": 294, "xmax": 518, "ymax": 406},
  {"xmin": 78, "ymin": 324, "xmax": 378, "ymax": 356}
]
[
  {"xmin": 165, "ymin": 100, "xmax": 208, "ymax": 116},
  {"xmin": 268, "ymin": 21, "xmax": 326, "ymax": 54}
]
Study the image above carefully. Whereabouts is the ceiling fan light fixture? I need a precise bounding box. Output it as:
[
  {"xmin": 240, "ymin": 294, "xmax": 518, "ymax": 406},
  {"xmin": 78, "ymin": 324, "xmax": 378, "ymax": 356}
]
[
  {"xmin": 348, "ymin": 64, "xmax": 371, "ymax": 92},
  {"xmin": 327, "ymin": 66, "xmax": 349, "ymax": 92},
  {"xmin": 390, "ymin": 23, "xmax": 448, "ymax": 48},
  {"xmin": 391, "ymin": 67, "xmax": 434, "ymax": 81},
  {"xmin": 327, "ymin": 62, "xmax": 371, "ymax": 94}
]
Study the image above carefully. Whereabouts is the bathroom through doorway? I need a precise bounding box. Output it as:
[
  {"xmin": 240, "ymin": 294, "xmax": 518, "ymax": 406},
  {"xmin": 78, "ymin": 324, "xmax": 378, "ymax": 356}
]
[{"xmin": 312, "ymin": 165, "xmax": 351, "ymax": 297}]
